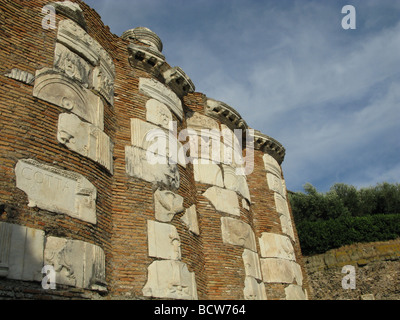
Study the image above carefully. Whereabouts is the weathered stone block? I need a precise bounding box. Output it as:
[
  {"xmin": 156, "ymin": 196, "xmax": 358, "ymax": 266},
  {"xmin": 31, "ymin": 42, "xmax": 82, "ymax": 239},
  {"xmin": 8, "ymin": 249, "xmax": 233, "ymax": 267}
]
[
  {"xmin": 44, "ymin": 236, "xmax": 106, "ymax": 291},
  {"xmin": 154, "ymin": 189, "xmax": 184, "ymax": 222},
  {"xmin": 15, "ymin": 159, "xmax": 97, "ymax": 224},
  {"xmin": 203, "ymin": 186, "xmax": 240, "ymax": 216},
  {"xmin": 147, "ymin": 220, "xmax": 181, "ymax": 260},
  {"xmin": 260, "ymin": 258, "xmax": 303, "ymax": 285},
  {"xmin": 221, "ymin": 217, "xmax": 257, "ymax": 252},
  {"xmin": 285, "ymin": 284, "xmax": 307, "ymax": 300},
  {"xmin": 262, "ymin": 153, "xmax": 282, "ymax": 178},
  {"xmin": 181, "ymin": 205, "xmax": 199, "ymax": 235},
  {"xmin": 193, "ymin": 162, "xmax": 224, "ymax": 187},
  {"xmin": 143, "ymin": 260, "xmax": 198, "ymax": 300},
  {"xmin": 259, "ymin": 233, "xmax": 295, "ymax": 261},
  {"xmin": 57, "ymin": 113, "xmax": 113, "ymax": 173},
  {"xmin": 243, "ymin": 276, "xmax": 267, "ymax": 300},
  {"xmin": 222, "ymin": 164, "xmax": 251, "ymax": 202},
  {"xmin": 0, "ymin": 222, "xmax": 44, "ymax": 282},
  {"xmin": 146, "ymin": 99, "xmax": 172, "ymax": 130}
]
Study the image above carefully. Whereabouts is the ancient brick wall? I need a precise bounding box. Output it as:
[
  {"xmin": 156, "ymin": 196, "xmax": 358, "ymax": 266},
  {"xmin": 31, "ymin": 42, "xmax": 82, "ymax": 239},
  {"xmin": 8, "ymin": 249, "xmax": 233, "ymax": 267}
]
[{"xmin": 0, "ymin": 0, "xmax": 310, "ymax": 300}]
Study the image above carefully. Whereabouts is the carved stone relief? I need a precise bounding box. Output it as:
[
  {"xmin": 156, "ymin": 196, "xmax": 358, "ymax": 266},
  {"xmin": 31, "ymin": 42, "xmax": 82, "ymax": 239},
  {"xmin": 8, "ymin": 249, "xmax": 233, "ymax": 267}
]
[
  {"xmin": 125, "ymin": 145, "xmax": 180, "ymax": 190},
  {"xmin": 57, "ymin": 113, "xmax": 113, "ymax": 173},
  {"xmin": 203, "ymin": 186, "xmax": 240, "ymax": 217},
  {"xmin": 143, "ymin": 260, "xmax": 198, "ymax": 300},
  {"xmin": 0, "ymin": 222, "xmax": 44, "ymax": 282},
  {"xmin": 15, "ymin": 159, "xmax": 97, "ymax": 224},
  {"xmin": 154, "ymin": 189, "xmax": 184, "ymax": 222},
  {"xmin": 262, "ymin": 153, "xmax": 282, "ymax": 178},
  {"xmin": 5, "ymin": 68, "xmax": 35, "ymax": 85},
  {"xmin": 186, "ymin": 111, "xmax": 219, "ymax": 131},
  {"xmin": 181, "ymin": 205, "xmax": 199, "ymax": 235},
  {"xmin": 243, "ymin": 276, "xmax": 267, "ymax": 300},
  {"xmin": 267, "ymin": 173, "xmax": 286, "ymax": 198},
  {"xmin": 34, "ymin": 68, "xmax": 104, "ymax": 130},
  {"xmin": 147, "ymin": 220, "xmax": 181, "ymax": 260},
  {"xmin": 222, "ymin": 164, "xmax": 251, "ymax": 202},
  {"xmin": 44, "ymin": 236, "xmax": 106, "ymax": 291},
  {"xmin": 258, "ymin": 233, "xmax": 295, "ymax": 261},
  {"xmin": 139, "ymin": 77, "xmax": 183, "ymax": 121},
  {"xmin": 220, "ymin": 217, "xmax": 257, "ymax": 252},
  {"xmin": 193, "ymin": 163, "xmax": 224, "ymax": 188},
  {"xmin": 163, "ymin": 66, "xmax": 195, "ymax": 98}
]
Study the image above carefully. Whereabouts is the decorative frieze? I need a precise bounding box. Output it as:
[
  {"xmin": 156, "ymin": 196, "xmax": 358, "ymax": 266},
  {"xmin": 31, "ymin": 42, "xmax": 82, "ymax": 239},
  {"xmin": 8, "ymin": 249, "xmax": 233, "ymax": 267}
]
[
  {"xmin": 127, "ymin": 44, "xmax": 165, "ymax": 71},
  {"xmin": 15, "ymin": 159, "xmax": 97, "ymax": 224},
  {"xmin": 139, "ymin": 77, "xmax": 183, "ymax": 121},
  {"xmin": 253, "ymin": 130, "xmax": 286, "ymax": 165},
  {"xmin": 143, "ymin": 260, "xmax": 198, "ymax": 300},
  {"xmin": 220, "ymin": 217, "xmax": 257, "ymax": 252},
  {"xmin": 163, "ymin": 66, "xmax": 195, "ymax": 98},
  {"xmin": 205, "ymin": 98, "xmax": 248, "ymax": 131},
  {"xmin": 147, "ymin": 220, "xmax": 181, "ymax": 260},
  {"xmin": 0, "ymin": 222, "xmax": 44, "ymax": 282},
  {"xmin": 4, "ymin": 68, "xmax": 35, "ymax": 85},
  {"xmin": 34, "ymin": 68, "xmax": 104, "ymax": 130},
  {"xmin": 57, "ymin": 113, "xmax": 113, "ymax": 173},
  {"xmin": 203, "ymin": 186, "xmax": 240, "ymax": 216},
  {"xmin": 44, "ymin": 236, "xmax": 106, "ymax": 291}
]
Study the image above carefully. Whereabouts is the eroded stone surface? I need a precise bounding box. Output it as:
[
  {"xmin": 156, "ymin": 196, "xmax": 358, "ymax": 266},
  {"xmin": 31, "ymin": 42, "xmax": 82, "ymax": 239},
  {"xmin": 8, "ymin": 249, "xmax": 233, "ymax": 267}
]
[
  {"xmin": 243, "ymin": 276, "xmax": 267, "ymax": 300},
  {"xmin": 203, "ymin": 186, "xmax": 240, "ymax": 216},
  {"xmin": 258, "ymin": 233, "xmax": 295, "ymax": 261},
  {"xmin": 15, "ymin": 159, "xmax": 97, "ymax": 224},
  {"xmin": 0, "ymin": 222, "xmax": 44, "ymax": 282},
  {"xmin": 143, "ymin": 260, "xmax": 198, "ymax": 300},
  {"xmin": 147, "ymin": 220, "xmax": 181, "ymax": 260},
  {"xmin": 181, "ymin": 205, "xmax": 199, "ymax": 235},
  {"xmin": 242, "ymin": 249, "xmax": 262, "ymax": 281},
  {"xmin": 220, "ymin": 217, "xmax": 256, "ymax": 252},
  {"xmin": 146, "ymin": 99, "xmax": 172, "ymax": 130},
  {"xmin": 44, "ymin": 236, "xmax": 106, "ymax": 291},
  {"xmin": 193, "ymin": 163, "xmax": 224, "ymax": 187},
  {"xmin": 260, "ymin": 258, "xmax": 303, "ymax": 285},
  {"xmin": 154, "ymin": 189, "xmax": 184, "ymax": 222},
  {"xmin": 222, "ymin": 164, "xmax": 251, "ymax": 202},
  {"xmin": 262, "ymin": 153, "xmax": 282, "ymax": 178},
  {"xmin": 285, "ymin": 284, "xmax": 307, "ymax": 300}
]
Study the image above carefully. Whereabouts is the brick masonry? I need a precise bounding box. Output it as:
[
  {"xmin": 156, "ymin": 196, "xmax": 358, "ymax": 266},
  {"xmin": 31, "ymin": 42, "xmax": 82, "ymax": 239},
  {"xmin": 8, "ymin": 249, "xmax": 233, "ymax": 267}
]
[{"xmin": 0, "ymin": 0, "xmax": 310, "ymax": 300}]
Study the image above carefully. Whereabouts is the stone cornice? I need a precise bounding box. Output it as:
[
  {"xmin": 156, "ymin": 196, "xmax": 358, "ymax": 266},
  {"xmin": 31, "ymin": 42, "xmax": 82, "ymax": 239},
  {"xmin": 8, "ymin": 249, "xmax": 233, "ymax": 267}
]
[
  {"xmin": 122, "ymin": 27, "xmax": 163, "ymax": 53},
  {"xmin": 163, "ymin": 66, "xmax": 195, "ymax": 98},
  {"xmin": 127, "ymin": 44, "xmax": 165, "ymax": 70},
  {"xmin": 252, "ymin": 130, "xmax": 286, "ymax": 164},
  {"xmin": 205, "ymin": 98, "xmax": 248, "ymax": 131}
]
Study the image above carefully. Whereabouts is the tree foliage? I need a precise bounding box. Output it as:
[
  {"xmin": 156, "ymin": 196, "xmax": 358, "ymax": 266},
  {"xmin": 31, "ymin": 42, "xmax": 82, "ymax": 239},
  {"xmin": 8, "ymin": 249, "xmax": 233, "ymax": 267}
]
[{"xmin": 288, "ymin": 182, "xmax": 400, "ymax": 255}]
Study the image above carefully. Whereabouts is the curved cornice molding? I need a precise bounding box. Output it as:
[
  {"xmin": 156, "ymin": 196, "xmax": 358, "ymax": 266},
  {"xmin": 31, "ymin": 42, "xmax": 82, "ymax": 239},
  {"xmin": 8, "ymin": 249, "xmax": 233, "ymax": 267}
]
[
  {"xmin": 122, "ymin": 27, "xmax": 163, "ymax": 53},
  {"xmin": 252, "ymin": 130, "xmax": 286, "ymax": 164},
  {"xmin": 205, "ymin": 98, "xmax": 248, "ymax": 131}
]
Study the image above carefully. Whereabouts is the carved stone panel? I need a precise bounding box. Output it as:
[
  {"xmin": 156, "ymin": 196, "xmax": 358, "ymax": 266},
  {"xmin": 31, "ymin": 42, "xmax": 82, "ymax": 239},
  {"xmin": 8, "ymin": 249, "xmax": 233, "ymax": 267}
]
[
  {"xmin": 146, "ymin": 99, "xmax": 172, "ymax": 130},
  {"xmin": 243, "ymin": 276, "xmax": 267, "ymax": 300},
  {"xmin": 0, "ymin": 222, "xmax": 44, "ymax": 282},
  {"xmin": 203, "ymin": 186, "xmax": 240, "ymax": 216},
  {"xmin": 15, "ymin": 159, "xmax": 97, "ymax": 224},
  {"xmin": 260, "ymin": 258, "xmax": 303, "ymax": 285},
  {"xmin": 57, "ymin": 113, "xmax": 113, "ymax": 173},
  {"xmin": 220, "ymin": 217, "xmax": 257, "ymax": 252},
  {"xmin": 139, "ymin": 78, "xmax": 183, "ymax": 120},
  {"xmin": 44, "ymin": 236, "xmax": 106, "ymax": 291},
  {"xmin": 186, "ymin": 111, "xmax": 219, "ymax": 131},
  {"xmin": 285, "ymin": 284, "xmax": 307, "ymax": 300},
  {"xmin": 125, "ymin": 146, "xmax": 180, "ymax": 190},
  {"xmin": 181, "ymin": 205, "xmax": 199, "ymax": 235},
  {"xmin": 54, "ymin": 43, "xmax": 91, "ymax": 87},
  {"xmin": 242, "ymin": 249, "xmax": 262, "ymax": 281},
  {"xmin": 147, "ymin": 220, "xmax": 181, "ymax": 260},
  {"xmin": 193, "ymin": 163, "xmax": 224, "ymax": 187},
  {"xmin": 163, "ymin": 66, "xmax": 195, "ymax": 98},
  {"xmin": 5, "ymin": 68, "xmax": 35, "ymax": 85},
  {"xmin": 143, "ymin": 260, "xmax": 198, "ymax": 300},
  {"xmin": 222, "ymin": 164, "xmax": 251, "ymax": 202},
  {"xmin": 267, "ymin": 173, "xmax": 285, "ymax": 198},
  {"xmin": 258, "ymin": 233, "xmax": 295, "ymax": 261},
  {"xmin": 154, "ymin": 189, "xmax": 184, "ymax": 222},
  {"xmin": 33, "ymin": 68, "xmax": 104, "ymax": 130}
]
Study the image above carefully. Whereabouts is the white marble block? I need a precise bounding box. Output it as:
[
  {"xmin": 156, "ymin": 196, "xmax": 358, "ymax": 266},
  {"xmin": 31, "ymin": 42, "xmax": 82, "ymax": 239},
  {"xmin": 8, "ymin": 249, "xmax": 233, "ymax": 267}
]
[
  {"xmin": 57, "ymin": 113, "xmax": 113, "ymax": 173},
  {"xmin": 0, "ymin": 222, "xmax": 45, "ymax": 282},
  {"xmin": 15, "ymin": 159, "xmax": 97, "ymax": 224},
  {"xmin": 267, "ymin": 173, "xmax": 286, "ymax": 198},
  {"xmin": 44, "ymin": 236, "xmax": 106, "ymax": 291},
  {"xmin": 259, "ymin": 233, "xmax": 295, "ymax": 261},
  {"xmin": 203, "ymin": 186, "xmax": 240, "ymax": 216},
  {"xmin": 220, "ymin": 217, "xmax": 257, "ymax": 252},
  {"xmin": 147, "ymin": 220, "xmax": 181, "ymax": 260},
  {"xmin": 146, "ymin": 99, "xmax": 173, "ymax": 130},
  {"xmin": 243, "ymin": 276, "xmax": 267, "ymax": 300},
  {"xmin": 154, "ymin": 189, "xmax": 184, "ymax": 222},
  {"xmin": 139, "ymin": 77, "xmax": 183, "ymax": 120},
  {"xmin": 143, "ymin": 260, "xmax": 198, "ymax": 300},
  {"xmin": 125, "ymin": 145, "xmax": 180, "ymax": 190},
  {"xmin": 33, "ymin": 69, "xmax": 105, "ymax": 130},
  {"xmin": 260, "ymin": 258, "xmax": 303, "ymax": 285},
  {"xmin": 222, "ymin": 164, "xmax": 251, "ymax": 202},
  {"xmin": 242, "ymin": 249, "xmax": 262, "ymax": 281},
  {"xmin": 193, "ymin": 162, "xmax": 224, "ymax": 187},
  {"xmin": 262, "ymin": 153, "xmax": 282, "ymax": 178},
  {"xmin": 285, "ymin": 284, "xmax": 307, "ymax": 300},
  {"xmin": 181, "ymin": 205, "xmax": 200, "ymax": 235}
]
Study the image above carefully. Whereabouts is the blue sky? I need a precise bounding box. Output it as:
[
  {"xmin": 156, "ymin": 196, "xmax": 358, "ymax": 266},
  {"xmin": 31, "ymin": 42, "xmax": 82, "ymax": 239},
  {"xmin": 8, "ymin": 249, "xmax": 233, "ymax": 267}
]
[{"xmin": 84, "ymin": 0, "xmax": 400, "ymax": 192}]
